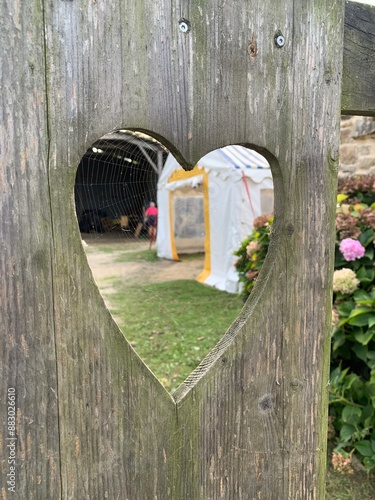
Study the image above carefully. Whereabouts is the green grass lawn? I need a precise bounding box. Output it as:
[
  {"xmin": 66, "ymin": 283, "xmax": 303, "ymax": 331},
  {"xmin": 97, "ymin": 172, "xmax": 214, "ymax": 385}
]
[
  {"xmin": 114, "ymin": 249, "xmax": 160, "ymax": 263},
  {"xmin": 105, "ymin": 278, "xmax": 243, "ymax": 391}
]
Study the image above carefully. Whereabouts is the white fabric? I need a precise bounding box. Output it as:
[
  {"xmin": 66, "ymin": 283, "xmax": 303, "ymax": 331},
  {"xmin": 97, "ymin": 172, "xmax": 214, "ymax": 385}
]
[
  {"xmin": 156, "ymin": 146, "xmax": 273, "ymax": 292},
  {"xmin": 165, "ymin": 175, "xmax": 203, "ymax": 191},
  {"xmin": 156, "ymin": 155, "xmax": 175, "ymax": 259}
]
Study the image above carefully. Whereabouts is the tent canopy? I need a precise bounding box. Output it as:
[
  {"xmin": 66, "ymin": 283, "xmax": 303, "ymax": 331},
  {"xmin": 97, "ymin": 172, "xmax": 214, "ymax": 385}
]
[{"xmin": 157, "ymin": 145, "xmax": 273, "ymax": 293}]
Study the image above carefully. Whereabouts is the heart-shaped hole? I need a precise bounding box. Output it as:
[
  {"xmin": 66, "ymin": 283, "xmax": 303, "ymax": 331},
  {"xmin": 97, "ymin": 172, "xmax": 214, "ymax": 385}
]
[{"xmin": 75, "ymin": 130, "xmax": 274, "ymax": 392}]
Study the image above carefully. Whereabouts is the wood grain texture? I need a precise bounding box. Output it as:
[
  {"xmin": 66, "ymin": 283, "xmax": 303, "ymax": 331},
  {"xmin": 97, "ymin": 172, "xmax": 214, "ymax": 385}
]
[
  {"xmin": 342, "ymin": 1, "xmax": 375, "ymax": 116},
  {"xmin": 1, "ymin": 0, "xmax": 348, "ymax": 498},
  {"xmin": 44, "ymin": 0, "xmax": 344, "ymax": 498},
  {"xmin": 0, "ymin": 1, "xmax": 61, "ymax": 498}
]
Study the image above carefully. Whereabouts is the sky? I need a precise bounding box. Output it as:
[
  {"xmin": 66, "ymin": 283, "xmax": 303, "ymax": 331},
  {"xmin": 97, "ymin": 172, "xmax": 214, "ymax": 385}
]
[{"xmin": 357, "ymin": 0, "xmax": 375, "ymax": 5}]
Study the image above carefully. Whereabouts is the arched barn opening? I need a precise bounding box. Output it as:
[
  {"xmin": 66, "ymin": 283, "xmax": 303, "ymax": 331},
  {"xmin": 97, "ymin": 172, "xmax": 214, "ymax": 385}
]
[{"xmin": 75, "ymin": 130, "xmax": 168, "ymax": 237}]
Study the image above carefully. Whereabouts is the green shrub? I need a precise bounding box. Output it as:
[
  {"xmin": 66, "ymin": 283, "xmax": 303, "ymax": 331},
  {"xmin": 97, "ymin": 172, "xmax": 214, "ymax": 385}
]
[
  {"xmin": 234, "ymin": 175, "xmax": 375, "ymax": 471},
  {"xmin": 234, "ymin": 214, "xmax": 273, "ymax": 301},
  {"xmin": 330, "ymin": 176, "xmax": 375, "ymax": 472}
]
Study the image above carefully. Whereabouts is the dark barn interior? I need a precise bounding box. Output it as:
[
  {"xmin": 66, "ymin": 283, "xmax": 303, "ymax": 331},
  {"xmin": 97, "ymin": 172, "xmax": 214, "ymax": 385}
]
[{"xmin": 75, "ymin": 130, "xmax": 168, "ymax": 233}]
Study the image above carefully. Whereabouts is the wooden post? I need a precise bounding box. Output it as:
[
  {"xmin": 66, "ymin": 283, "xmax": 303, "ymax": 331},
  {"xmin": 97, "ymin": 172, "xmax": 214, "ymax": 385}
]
[
  {"xmin": 0, "ymin": 2, "xmax": 61, "ymax": 498},
  {"xmin": 1, "ymin": 0, "xmax": 374, "ymax": 498},
  {"xmin": 342, "ymin": 0, "xmax": 375, "ymax": 115}
]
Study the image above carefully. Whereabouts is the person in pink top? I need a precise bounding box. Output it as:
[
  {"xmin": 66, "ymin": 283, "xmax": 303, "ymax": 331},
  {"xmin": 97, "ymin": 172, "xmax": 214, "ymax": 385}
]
[{"xmin": 144, "ymin": 202, "xmax": 158, "ymax": 247}]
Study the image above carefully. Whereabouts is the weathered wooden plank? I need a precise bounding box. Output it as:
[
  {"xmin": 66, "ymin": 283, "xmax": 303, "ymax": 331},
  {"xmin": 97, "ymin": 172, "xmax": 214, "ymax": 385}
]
[
  {"xmin": 43, "ymin": 0, "xmax": 344, "ymax": 498},
  {"xmin": 342, "ymin": 1, "xmax": 375, "ymax": 116},
  {"xmin": 174, "ymin": 1, "xmax": 344, "ymax": 497},
  {"xmin": 0, "ymin": 1, "xmax": 61, "ymax": 498},
  {"xmin": 44, "ymin": 3, "xmax": 180, "ymax": 498}
]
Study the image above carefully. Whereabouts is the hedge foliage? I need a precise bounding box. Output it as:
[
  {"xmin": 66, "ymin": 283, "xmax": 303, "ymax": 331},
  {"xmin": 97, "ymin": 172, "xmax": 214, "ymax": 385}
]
[{"xmin": 234, "ymin": 176, "xmax": 375, "ymax": 471}]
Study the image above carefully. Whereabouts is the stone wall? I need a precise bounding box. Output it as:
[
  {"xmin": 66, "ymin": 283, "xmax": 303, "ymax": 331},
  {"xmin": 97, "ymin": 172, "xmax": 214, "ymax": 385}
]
[{"xmin": 339, "ymin": 116, "xmax": 375, "ymax": 177}]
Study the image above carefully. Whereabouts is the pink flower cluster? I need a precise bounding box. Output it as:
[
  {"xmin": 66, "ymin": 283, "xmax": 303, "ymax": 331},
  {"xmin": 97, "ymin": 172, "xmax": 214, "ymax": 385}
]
[
  {"xmin": 339, "ymin": 238, "xmax": 365, "ymax": 261},
  {"xmin": 246, "ymin": 241, "xmax": 260, "ymax": 258},
  {"xmin": 331, "ymin": 451, "xmax": 354, "ymax": 475}
]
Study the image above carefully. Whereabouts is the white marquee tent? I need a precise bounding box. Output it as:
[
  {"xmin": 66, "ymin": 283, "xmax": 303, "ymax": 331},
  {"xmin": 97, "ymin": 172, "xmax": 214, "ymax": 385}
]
[{"xmin": 156, "ymin": 145, "xmax": 273, "ymax": 293}]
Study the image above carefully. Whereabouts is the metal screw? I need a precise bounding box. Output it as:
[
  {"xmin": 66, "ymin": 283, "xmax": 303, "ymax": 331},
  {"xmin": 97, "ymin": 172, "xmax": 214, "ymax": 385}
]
[
  {"xmin": 179, "ymin": 19, "xmax": 190, "ymax": 33},
  {"xmin": 275, "ymin": 33, "xmax": 285, "ymax": 48}
]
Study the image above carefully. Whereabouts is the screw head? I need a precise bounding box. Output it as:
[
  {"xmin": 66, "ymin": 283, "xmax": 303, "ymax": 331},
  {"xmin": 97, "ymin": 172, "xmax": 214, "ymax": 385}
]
[
  {"xmin": 275, "ymin": 33, "xmax": 285, "ymax": 48},
  {"xmin": 179, "ymin": 19, "xmax": 190, "ymax": 33}
]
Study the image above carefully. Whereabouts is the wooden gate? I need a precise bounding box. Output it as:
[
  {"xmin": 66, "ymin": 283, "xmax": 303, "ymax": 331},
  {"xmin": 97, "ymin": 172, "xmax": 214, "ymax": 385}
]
[{"xmin": 1, "ymin": 0, "xmax": 374, "ymax": 498}]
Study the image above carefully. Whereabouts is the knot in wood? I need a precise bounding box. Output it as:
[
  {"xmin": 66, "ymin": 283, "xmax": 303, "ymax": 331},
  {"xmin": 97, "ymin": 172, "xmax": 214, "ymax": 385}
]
[
  {"xmin": 258, "ymin": 394, "xmax": 275, "ymax": 413},
  {"xmin": 286, "ymin": 223, "xmax": 294, "ymax": 235},
  {"xmin": 324, "ymin": 69, "xmax": 333, "ymax": 85},
  {"xmin": 248, "ymin": 34, "xmax": 257, "ymax": 58},
  {"xmin": 290, "ymin": 380, "xmax": 303, "ymax": 392}
]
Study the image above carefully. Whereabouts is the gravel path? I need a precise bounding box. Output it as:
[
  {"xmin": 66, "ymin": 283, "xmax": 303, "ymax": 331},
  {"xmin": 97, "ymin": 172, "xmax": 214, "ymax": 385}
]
[{"xmin": 82, "ymin": 235, "xmax": 205, "ymax": 287}]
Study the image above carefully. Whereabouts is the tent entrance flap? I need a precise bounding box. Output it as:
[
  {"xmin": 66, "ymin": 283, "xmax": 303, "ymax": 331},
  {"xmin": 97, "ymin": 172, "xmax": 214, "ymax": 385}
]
[
  {"xmin": 170, "ymin": 186, "xmax": 205, "ymax": 255},
  {"xmin": 260, "ymin": 188, "xmax": 274, "ymax": 215}
]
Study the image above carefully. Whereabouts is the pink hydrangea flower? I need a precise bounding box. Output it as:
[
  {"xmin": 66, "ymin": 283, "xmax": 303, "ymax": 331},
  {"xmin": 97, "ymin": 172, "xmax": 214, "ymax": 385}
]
[
  {"xmin": 331, "ymin": 451, "xmax": 354, "ymax": 475},
  {"xmin": 339, "ymin": 238, "xmax": 365, "ymax": 261},
  {"xmin": 246, "ymin": 241, "xmax": 260, "ymax": 258}
]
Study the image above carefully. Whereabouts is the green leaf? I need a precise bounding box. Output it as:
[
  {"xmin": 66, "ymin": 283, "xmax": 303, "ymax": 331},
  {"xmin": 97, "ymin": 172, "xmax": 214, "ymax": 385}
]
[
  {"xmin": 342, "ymin": 405, "xmax": 362, "ymax": 425},
  {"xmin": 353, "ymin": 293, "xmax": 375, "ymax": 310},
  {"xmin": 338, "ymin": 317, "xmax": 350, "ymax": 328},
  {"xmin": 340, "ymin": 423, "xmax": 356, "ymax": 443},
  {"xmin": 356, "ymin": 266, "xmax": 375, "ymax": 284},
  {"xmin": 355, "ymin": 440, "xmax": 374, "ymax": 457},
  {"xmin": 343, "ymin": 373, "xmax": 362, "ymax": 392},
  {"xmin": 363, "ymin": 456, "xmax": 375, "ymax": 473},
  {"xmin": 332, "ymin": 330, "xmax": 346, "ymax": 351},
  {"xmin": 348, "ymin": 307, "xmax": 374, "ymax": 319},
  {"xmin": 337, "ymin": 300, "xmax": 355, "ymax": 317},
  {"xmin": 356, "ymin": 266, "xmax": 367, "ymax": 280},
  {"xmin": 359, "ymin": 228, "xmax": 375, "ymax": 248},
  {"xmin": 353, "ymin": 342, "xmax": 368, "ymax": 362},
  {"xmin": 348, "ymin": 313, "xmax": 375, "ymax": 327},
  {"xmin": 365, "ymin": 246, "xmax": 374, "ymax": 260},
  {"xmin": 354, "ymin": 330, "xmax": 375, "ymax": 346},
  {"xmin": 362, "ymin": 405, "xmax": 374, "ymax": 424},
  {"xmin": 353, "ymin": 290, "xmax": 373, "ymax": 302},
  {"xmin": 330, "ymin": 366, "xmax": 350, "ymax": 385}
]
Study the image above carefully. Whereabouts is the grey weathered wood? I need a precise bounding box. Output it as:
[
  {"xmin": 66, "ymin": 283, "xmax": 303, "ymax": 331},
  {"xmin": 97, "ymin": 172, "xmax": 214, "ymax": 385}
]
[
  {"xmin": 43, "ymin": 0, "xmax": 344, "ymax": 498},
  {"xmin": 1, "ymin": 0, "xmax": 362, "ymax": 498},
  {"xmin": 342, "ymin": 1, "xmax": 375, "ymax": 116},
  {"xmin": 0, "ymin": 1, "xmax": 61, "ymax": 498}
]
